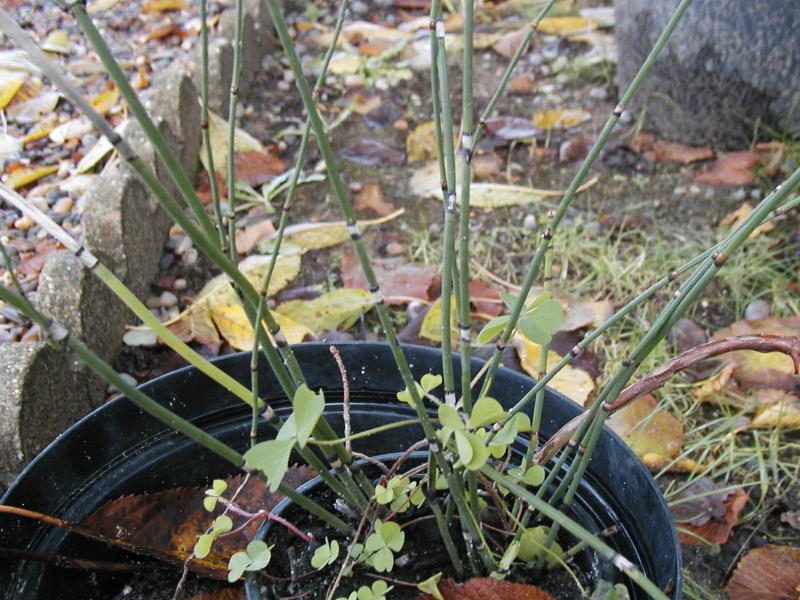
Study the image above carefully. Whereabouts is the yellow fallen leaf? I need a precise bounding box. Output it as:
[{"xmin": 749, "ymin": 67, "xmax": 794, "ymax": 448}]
[
  {"xmin": 196, "ymin": 253, "xmax": 301, "ymax": 308},
  {"xmin": 719, "ymin": 202, "xmax": 774, "ymax": 239},
  {"xmin": 329, "ymin": 53, "xmax": 361, "ymax": 75},
  {"xmin": 560, "ymin": 299, "xmax": 614, "ymax": 331},
  {"xmin": 273, "ymin": 311, "xmax": 314, "ymax": 345},
  {"xmin": 41, "ymin": 30, "xmax": 73, "ymax": 54},
  {"xmin": 531, "ymin": 108, "xmax": 591, "ymax": 130},
  {"xmin": 90, "ymin": 86, "xmax": 120, "ymax": 116},
  {"xmin": 200, "ymin": 110, "xmax": 264, "ymax": 177},
  {"xmin": 142, "ymin": 0, "xmax": 187, "ymax": 11},
  {"xmin": 420, "ymin": 296, "xmax": 456, "ymax": 345},
  {"xmin": 22, "ymin": 124, "xmax": 55, "ymax": 145},
  {"xmin": 4, "ymin": 164, "xmax": 58, "ymax": 190},
  {"xmin": 166, "ymin": 299, "xmax": 220, "ymax": 345},
  {"xmin": 513, "ymin": 333, "xmax": 595, "ymax": 404},
  {"xmin": 266, "ymin": 209, "xmax": 405, "ymax": 253},
  {"xmin": 276, "ymin": 288, "xmax": 374, "ymax": 334},
  {"xmin": 606, "ymin": 395, "xmax": 684, "ymax": 470},
  {"xmin": 749, "ymin": 392, "xmax": 800, "ymax": 429},
  {"xmin": 406, "ymin": 121, "xmax": 439, "ymax": 163},
  {"xmin": 0, "ymin": 72, "xmax": 25, "ymax": 109},
  {"xmin": 537, "ymin": 16, "xmax": 598, "ymax": 36},
  {"xmin": 206, "ymin": 304, "xmax": 314, "ymax": 350}
]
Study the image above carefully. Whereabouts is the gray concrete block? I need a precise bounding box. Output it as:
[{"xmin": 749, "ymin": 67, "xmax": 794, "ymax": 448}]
[
  {"xmin": 0, "ymin": 342, "xmax": 91, "ymax": 488},
  {"xmin": 615, "ymin": 0, "xmax": 800, "ymax": 148}
]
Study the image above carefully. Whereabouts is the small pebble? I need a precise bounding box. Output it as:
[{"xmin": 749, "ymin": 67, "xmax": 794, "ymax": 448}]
[
  {"xmin": 732, "ymin": 187, "xmax": 747, "ymax": 202},
  {"xmin": 145, "ymin": 296, "xmax": 162, "ymax": 309},
  {"xmin": 57, "ymin": 162, "xmax": 70, "ymax": 178},
  {"xmin": 374, "ymin": 78, "xmax": 390, "ymax": 91},
  {"xmin": 523, "ymin": 214, "xmax": 537, "ymax": 230},
  {"xmin": 21, "ymin": 324, "xmax": 41, "ymax": 342},
  {"xmin": 348, "ymin": 181, "xmax": 363, "ymax": 192},
  {"xmin": 52, "ymin": 196, "xmax": 73, "ymax": 213},
  {"xmin": 14, "ymin": 216, "xmax": 34, "ymax": 231},
  {"xmin": 29, "ymin": 196, "xmax": 48, "ymax": 211},
  {"xmin": 688, "ymin": 185, "xmax": 701, "ymax": 196},
  {"xmin": 750, "ymin": 189, "xmax": 762, "ymax": 200},
  {"xmin": 350, "ymin": 0, "xmax": 368, "ymax": 14},
  {"xmin": 393, "ymin": 119, "xmax": 408, "ymax": 131},
  {"xmin": 173, "ymin": 278, "xmax": 188, "ymax": 291},
  {"xmin": 175, "ymin": 235, "xmax": 193, "ymax": 256},
  {"xmin": 277, "ymin": 81, "xmax": 290, "ymax": 92},
  {"xmin": 588, "ymin": 86, "xmax": 608, "ymax": 100},
  {"xmin": 385, "ymin": 242, "xmax": 405, "ymax": 256},
  {"xmin": 159, "ymin": 253, "xmax": 174, "ymax": 271},
  {"xmin": 166, "ymin": 306, "xmax": 180, "ymax": 321},
  {"xmin": 164, "ymin": 236, "xmax": 179, "ymax": 251},
  {"xmin": 182, "ymin": 247, "xmax": 198, "ymax": 267},
  {"xmin": 428, "ymin": 222, "xmax": 441, "ymax": 237},
  {"xmin": 159, "ymin": 291, "xmax": 178, "ymax": 308},
  {"xmin": 744, "ymin": 299, "xmax": 770, "ymax": 321},
  {"xmin": 673, "ymin": 185, "xmax": 687, "ymax": 196}
]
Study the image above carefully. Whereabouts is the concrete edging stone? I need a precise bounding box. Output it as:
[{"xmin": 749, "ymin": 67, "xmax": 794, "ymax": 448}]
[{"xmin": 0, "ymin": 0, "xmax": 279, "ymax": 491}]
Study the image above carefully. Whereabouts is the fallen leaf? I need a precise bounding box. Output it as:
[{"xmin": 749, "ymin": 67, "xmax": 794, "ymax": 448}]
[
  {"xmin": 87, "ymin": 0, "xmax": 122, "ymax": 12},
  {"xmin": 340, "ymin": 139, "xmax": 403, "ymax": 166},
  {"xmin": 670, "ymin": 477, "xmax": 733, "ymax": 527},
  {"xmin": 261, "ymin": 210, "xmax": 404, "ymax": 253},
  {"xmin": 670, "ymin": 318, "xmax": 708, "ymax": 354},
  {"xmin": 142, "ymin": 0, "xmax": 187, "ymax": 11},
  {"xmin": 509, "ymin": 73, "xmax": 536, "ymax": 94},
  {"xmin": 531, "ymin": 109, "xmax": 591, "ymax": 130},
  {"xmin": 492, "ymin": 28, "xmax": 529, "ymax": 60},
  {"xmin": 3, "ymin": 164, "xmax": 58, "ymax": 190},
  {"xmin": 208, "ymin": 304, "xmax": 313, "ymax": 349},
  {"xmin": 340, "ymin": 251, "xmax": 437, "ymax": 305},
  {"xmin": 471, "ymin": 153, "xmax": 503, "ymax": 180},
  {"xmin": 329, "ymin": 52, "xmax": 361, "ymax": 75},
  {"xmin": 719, "ymin": 202, "xmax": 775, "ymax": 239},
  {"xmin": 41, "ymin": 30, "xmax": 73, "ymax": 55},
  {"xmin": 420, "ymin": 296, "xmax": 455, "ymax": 344},
  {"xmin": 166, "ymin": 299, "xmax": 220, "ymax": 345},
  {"xmin": 201, "ymin": 110, "xmax": 264, "ymax": 178},
  {"xmin": 49, "ymin": 117, "xmax": 93, "ymax": 144},
  {"xmin": 750, "ymin": 393, "xmax": 800, "ymax": 428},
  {"xmin": 0, "ymin": 132, "xmax": 22, "ymax": 160},
  {"xmin": 235, "ymin": 219, "xmax": 275, "ymax": 255},
  {"xmin": 560, "ymin": 299, "xmax": 613, "ymax": 332},
  {"xmin": 419, "ymin": 577, "xmax": 555, "ymax": 600},
  {"xmin": 469, "ymin": 280, "xmax": 503, "ymax": 317},
  {"xmin": 145, "ymin": 21, "xmax": 179, "ymax": 42},
  {"xmin": 276, "ymin": 288, "xmax": 374, "ymax": 334},
  {"xmin": 606, "ymin": 394, "xmax": 684, "ymax": 470},
  {"xmin": 469, "ymin": 183, "xmax": 549, "ymax": 207},
  {"xmin": 354, "ymin": 182, "xmax": 397, "ymax": 216},
  {"xmin": 6, "ymin": 91, "xmax": 60, "ymax": 123},
  {"xmin": 695, "ymin": 151, "xmax": 761, "ymax": 186},
  {"xmin": 513, "ymin": 333, "xmax": 594, "ymax": 405},
  {"xmin": 90, "ymin": 86, "xmax": 120, "ymax": 116},
  {"xmin": 679, "ymin": 488, "xmax": 749, "ymax": 545},
  {"xmin": 538, "ymin": 16, "xmax": 599, "ymax": 36},
  {"xmin": 406, "ymin": 121, "xmax": 440, "ymax": 163},
  {"xmin": 631, "ymin": 133, "xmax": 713, "ymax": 164},
  {"xmin": 0, "ymin": 71, "xmax": 26, "ymax": 109},
  {"xmin": 484, "ymin": 116, "xmax": 541, "ymax": 142},
  {"xmin": 80, "ymin": 468, "xmax": 314, "ymax": 579},
  {"xmin": 233, "ymin": 148, "xmax": 284, "ymax": 186},
  {"xmin": 726, "ymin": 545, "xmax": 800, "ymax": 599}
]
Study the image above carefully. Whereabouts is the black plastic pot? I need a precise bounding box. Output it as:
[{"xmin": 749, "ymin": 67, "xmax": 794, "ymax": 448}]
[{"xmin": 0, "ymin": 343, "xmax": 682, "ymax": 598}]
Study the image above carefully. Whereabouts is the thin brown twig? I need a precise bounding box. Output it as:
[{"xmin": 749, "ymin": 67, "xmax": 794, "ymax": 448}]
[
  {"xmin": 330, "ymin": 345, "xmax": 351, "ymax": 454},
  {"xmin": 534, "ymin": 334, "xmax": 800, "ymax": 465}
]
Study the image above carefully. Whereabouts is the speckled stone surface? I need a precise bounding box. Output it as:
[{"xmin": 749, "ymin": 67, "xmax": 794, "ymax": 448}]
[
  {"xmin": 615, "ymin": 0, "xmax": 800, "ymax": 148},
  {"xmin": 0, "ymin": 342, "xmax": 91, "ymax": 488}
]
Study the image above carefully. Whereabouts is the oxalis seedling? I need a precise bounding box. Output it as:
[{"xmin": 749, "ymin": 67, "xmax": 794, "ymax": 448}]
[{"xmin": 1, "ymin": 0, "xmax": 799, "ymax": 597}]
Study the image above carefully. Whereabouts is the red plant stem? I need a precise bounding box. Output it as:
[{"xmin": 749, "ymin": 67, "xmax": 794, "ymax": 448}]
[
  {"xmin": 534, "ymin": 334, "xmax": 800, "ymax": 465},
  {"xmin": 218, "ymin": 498, "xmax": 313, "ymax": 543}
]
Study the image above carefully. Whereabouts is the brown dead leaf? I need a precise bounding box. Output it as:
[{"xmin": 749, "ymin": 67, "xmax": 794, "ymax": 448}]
[
  {"xmin": 719, "ymin": 202, "xmax": 775, "ymax": 238},
  {"xmin": 469, "ymin": 280, "xmax": 502, "ymax": 317},
  {"xmin": 145, "ymin": 21, "xmax": 179, "ymax": 42},
  {"xmin": 631, "ymin": 133, "xmax": 713, "ymax": 164},
  {"xmin": 233, "ymin": 147, "xmax": 284, "ymax": 186},
  {"xmin": 695, "ymin": 151, "xmax": 761, "ymax": 186},
  {"xmin": 3, "ymin": 164, "xmax": 58, "ymax": 190},
  {"xmin": 725, "ymin": 545, "xmax": 800, "ymax": 599},
  {"xmin": 235, "ymin": 219, "xmax": 275, "ymax": 255},
  {"xmin": 671, "ymin": 478, "xmax": 733, "ymax": 527},
  {"xmin": 509, "ymin": 72, "xmax": 536, "ymax": 94},
  {"xmin": 560, "ymin": 299, "xmax": 613, "ymax": 332},
  {"xmin": 750, "ymin": 391, "xmax": 800, "ymax": 428},
  {"xmin": 679, "ymin": 488, "xmax": 749, "ymax": 545},
  {"xmin": 80, "ymin": 468, "xmax": 315, "ymax": 579},
  {"xmin": 354, "ymin": 182, "xmax": 397, "ymax": 216},
  {"xmin": 341, "ymin": 251, "xmax": 437, "ymax": 305},
  {"xmin": 492, "ymin": 28, "xmax": 529, "ymax": 60},
  {"xmin": 606, "ymin": 394, "xmax": 684, "ymax": 471},
  {"xmin": 419, "ymin": 577, "xmax": 555, "ymax": 600},
  {"xmin": 471, "ymin": 153, "xmax": 503, "ymax": 179}
]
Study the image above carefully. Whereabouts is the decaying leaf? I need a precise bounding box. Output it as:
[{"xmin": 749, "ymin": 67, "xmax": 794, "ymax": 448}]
[
  {"xmin": 90, "ymin": 86, "xmax": 120, "ymax": 116},
  {"xmin": 492, "ymin": 28, "xmax": 529, "ymax": 60},
  {"xmin": 537, "ymin": 16, "xmax": 599, "ymax": 36},
  {"xmin": 6, "ymin": 91, "xmax": 60, "ymax": 123},
  {"xmin": 531, "ymin": 109, "xmax": 591, "ymax": 130},
  {"xmin": 80, "ymin": 468, "xmax": 314, "ymax": 579},
  {"xmin": 261, "ymin": 210, "xmax": 404, "ymax": 253},
  {"xmin": 341, "ymin": 251, "xmax": 437, "ymax": 305},
  {"xmin": 0, "ymin": 71, "xmax": 25, "ymax": 109},
  {"xmin": 750, "ymin": 392, "xmax": 800, "ymax": 429},
  {"xmin": 420, "ymin": 296, "xmax": 455, "ymax": 344},
  {"xmin": 469, "ymin": 280, "xmax": 503, "ymax": 317},
  {"xmin": 513, "ymin": 333, "xmax": 594, "ymax": 405},
  {"xmin": 630, "ymin": 133, "xmax": 713, "ymax": 164},
  {"xmin": 206, "ymin": 304, "xmax": 313, "ymax": 350},
  {"xmin": 187, "ymin": 589, "xmax": 245, "ymax": 600},
  {"xmin": 719, "ymin": 202, "xmax": 775, "ymax": 239},
  {"xmin": 235, "ymin": 219, "xmax": 275, "ymax": 255},
  {"xmin": 142, "ymin": 0, "xmax": 187, "ymax": 11},
  {"xmin": 419, "ymin": 577, "xmax": 555, "ymax": 600},
  {"xmin": 354, "ymin": 182, "xmax": 397, "ymax": 217},
  {"xmin": 725, "ymin": 545, "xmax": 800, "ymax": 600},
  {"xmin": 606, "ymin": 394, "xmax": 683, "ymax": 470},
  {"xmin": 678, "ymin": 488, "xmax": 749, "ymax": 546},
  {"xmin": 49, "ymin": 116, "xmax": 93, "ymax": 144},
  {"xmin": 201, "ymin": 110, "xmax": 264, "ymax": 178},
  {"xmin": 3, "ymin": 164, "xmax": 58, "ymax": 190},
  {"xmin": 670, "ymin": 477, "xmax": 733, "ymax": 527},
  {"xmin": 560, "ymin": 299, "xmax": 613, "ymax": 332},
  {"xmin": 695, "ymin": 151, "xmax": 761, "ymax": 186},
  {"xmin": 276, "ymin": 288, "xmax": 374, "ymax": 334},
  {"xmin": 406, "ymin": 121, "xmax": 440, "ymax": 163},
  {"xmin": 233, "ymin": 148, "xmax": 285, "ymax": 187}
]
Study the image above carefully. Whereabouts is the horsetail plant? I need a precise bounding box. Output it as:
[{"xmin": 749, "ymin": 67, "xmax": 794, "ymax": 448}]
[{"xmin": 2, "ymin": 0, "xmax": 799, "ymax": 598}]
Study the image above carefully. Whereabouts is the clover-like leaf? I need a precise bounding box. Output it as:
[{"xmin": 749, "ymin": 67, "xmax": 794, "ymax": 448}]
[
  {"xmin": 246, "ymin": 540, "xmax": 271, "ymax": 571},
  {"xmin": 311, "ymin": 537, "xmax": 340, "ymax": 569},
  {"xmin": 243, "ymin": 438, "xmax": 294, "ymax": 492},
  {"xmin": 420, "ymin": 373, "xmax": 443, "ymax": 392},
  {"xmin": 470, "ymin": 395, "xmax": 505, "ymax": 429},
  {"xmin": 193, "ymin": 533, "xmax": 214, "ymax": 559},
  {"xmin": 519, "ymin": 298, "xmax": 564, "ymax": 346},
  {"xmin": 227, "ymin": 551, "xmax": 251, "ymax": 582},
  {"xmin": 203, "ymin": 478, "xmax": 228, "ymax": 512},
  {"xmin": 519, "ymin": 526, "xmax": 563, "ymax": 568},
  {"xmin": 461, "ymin": 432, "xmax": 489, "ymax": 471},
  {"xmin": 477, "ymin": 314, "xmax": 511, "ymax": 345},
  {"xmin": 371, "ymin": 547, "xmax": 394, "ymax": 572},
  {"xmin": 438, "ymin": 404, "xmax": 464, "ymax": 430},
  {"xmin": 378, "ymin": 520, "xmax": 405, "ymax": 552}
]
